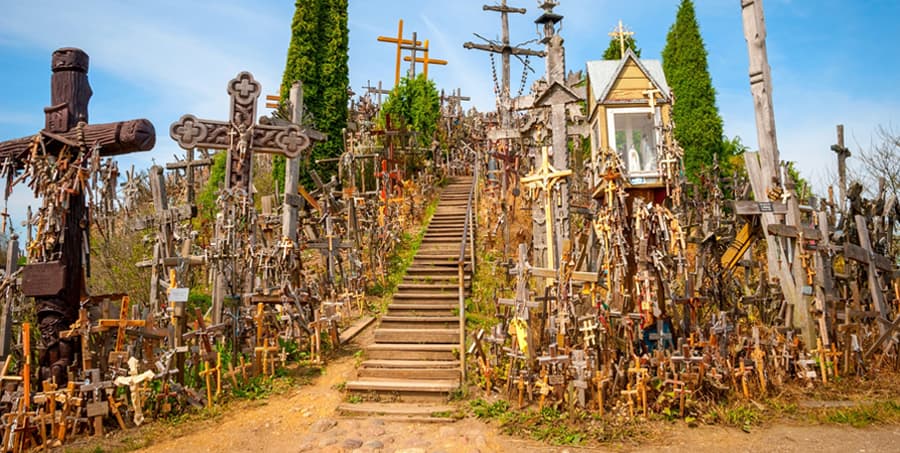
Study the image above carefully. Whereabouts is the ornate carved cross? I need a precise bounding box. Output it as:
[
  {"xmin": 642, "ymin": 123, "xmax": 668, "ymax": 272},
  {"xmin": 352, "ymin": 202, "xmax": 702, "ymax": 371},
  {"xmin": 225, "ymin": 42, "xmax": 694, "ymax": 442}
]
[
  {"xmin": 169, "ymin": 72, "xmax": 316, "ymax": 192},
  {"xmin": 608, "ymin": 20, "xmax": 634, "ymax": 58}
]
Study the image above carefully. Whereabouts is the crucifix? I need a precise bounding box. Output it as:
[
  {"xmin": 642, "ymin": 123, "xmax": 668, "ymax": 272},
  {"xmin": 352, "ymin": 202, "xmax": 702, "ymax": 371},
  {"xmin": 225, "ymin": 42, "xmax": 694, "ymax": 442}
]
[
  {"xmin": 608, "ymin": 19, "xmax": 634, "ymax": 58},
  {"xmin": 0, "ymin": 48, "xmax": 156, "ymax": 384},
  {"xmin": 521, "ymin": 145, "xmax": 572, "ymax": 271},
  {"xmin": 170, "ymin": 72, "xmax": 320, "ymax": 324},
  {"xmin": 377, "ymin": 19, "xmax": 423, "ymax": 86},
  {"xmin": 402, "ymin": 39, "xmax": 448, "ymax": 79},
  {"xmin": 170, "ymin": 71, "xmax": 314, "ymax": 192}
]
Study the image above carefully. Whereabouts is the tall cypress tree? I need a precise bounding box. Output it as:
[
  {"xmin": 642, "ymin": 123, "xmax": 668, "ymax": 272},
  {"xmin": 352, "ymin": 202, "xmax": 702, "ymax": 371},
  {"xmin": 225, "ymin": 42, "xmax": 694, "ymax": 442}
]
[
  {"xmin": 661, "ymin": 0, "xmax": 724, "ymax": 181},
  {"xmin": 279, "ymin": 0, "xmax": 349, "ymax": 185},
  {"xmin": 602, "ymin": 35, "xmax": 641, "ymax": 60}
]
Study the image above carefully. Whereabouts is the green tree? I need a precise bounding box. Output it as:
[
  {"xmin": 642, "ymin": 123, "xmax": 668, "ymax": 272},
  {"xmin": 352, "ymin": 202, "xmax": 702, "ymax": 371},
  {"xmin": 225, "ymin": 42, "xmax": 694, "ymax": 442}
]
[
  {"xmin": 278, "ymin": 0, "xmax": 349, "ymax": 187},
  {"xmin": 379, "ymin": 74, "xmax": 441, "ymax": 140},
  {"xmin": 603, "ymin": 35, "xmax": 642, "ymax": 60},
  {"xmin": 662, "ymin": 0, "xmax": 724, "ymax": 182}
]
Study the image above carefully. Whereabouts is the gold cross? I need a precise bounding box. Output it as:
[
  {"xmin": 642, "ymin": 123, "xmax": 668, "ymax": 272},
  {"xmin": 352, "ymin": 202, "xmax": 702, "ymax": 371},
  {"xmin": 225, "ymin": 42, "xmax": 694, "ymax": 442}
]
[
  {"xmin": 521, "ymin": 146, "xmax": 572, "ymax": 270},
  {"xmin": 377, "ymin": 19, "xmax": 423, "ymax": 86},
  {"xmin": 608, "ymin": 19, "xmax": 634, "ymax": 58},
  {"xmin": 402, "ymin": 39, "xmax": 448, "ymax": 78}
]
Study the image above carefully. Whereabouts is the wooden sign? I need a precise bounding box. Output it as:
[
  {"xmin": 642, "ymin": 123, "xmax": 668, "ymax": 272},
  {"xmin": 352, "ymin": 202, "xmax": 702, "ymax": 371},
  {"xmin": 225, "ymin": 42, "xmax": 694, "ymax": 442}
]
[{"xmin": 21, "ymin": 261, "xmax": 66, "ymax": 297}]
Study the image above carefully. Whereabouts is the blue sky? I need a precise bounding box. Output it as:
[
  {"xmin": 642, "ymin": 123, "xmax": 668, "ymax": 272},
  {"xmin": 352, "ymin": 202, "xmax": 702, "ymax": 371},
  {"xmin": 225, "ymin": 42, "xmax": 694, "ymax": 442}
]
[{"xmin": 1, "ymin": 0, "xmax": 898, "ymax": 226}]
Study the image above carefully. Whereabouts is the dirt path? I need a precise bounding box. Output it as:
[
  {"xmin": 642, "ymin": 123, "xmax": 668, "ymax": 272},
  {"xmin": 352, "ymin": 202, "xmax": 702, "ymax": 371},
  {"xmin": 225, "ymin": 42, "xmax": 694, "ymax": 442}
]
[{"xmin": 135, "ymin": 329, "xmax": 532, "ymax": 453}]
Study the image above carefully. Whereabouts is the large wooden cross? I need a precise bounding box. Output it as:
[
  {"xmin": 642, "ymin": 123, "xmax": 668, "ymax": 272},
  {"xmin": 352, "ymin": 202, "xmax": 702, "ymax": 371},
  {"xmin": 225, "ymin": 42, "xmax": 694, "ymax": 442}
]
[
  {"xmin": 0, "ymin": 48, "xmax": 155, "ymax": 384},
  {"xmin": 170, "ymin": 71, "xmax": 315, "ymax": 193},
  {"xmin": 521, "ymin": 145, "xmax": 572, "ymax": 271},
  {"xmin": 463, "ymin": 0, "xmax": 544, "ymax": 127},
  {"xmin": 402, "ymin": 39, "xmax": 448, "ymax": 79},
  {"xmin": 377, "ymin": 19, "xmax": 423, "ymax": 86}
]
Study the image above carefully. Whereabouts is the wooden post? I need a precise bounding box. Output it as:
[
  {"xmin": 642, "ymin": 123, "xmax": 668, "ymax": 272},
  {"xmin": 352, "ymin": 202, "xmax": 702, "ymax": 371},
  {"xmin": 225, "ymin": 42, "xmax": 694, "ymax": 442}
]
[
  {"xmin": 0, "ymin": 234, "xmax": 19, "ymax": 357},
  {"xmin": 282, "ymin": 81, "xmax": 304, "ymax": 243},
  {"xmin": 831, "ymin": 124, "xmax": 851, "ymax": 213}
]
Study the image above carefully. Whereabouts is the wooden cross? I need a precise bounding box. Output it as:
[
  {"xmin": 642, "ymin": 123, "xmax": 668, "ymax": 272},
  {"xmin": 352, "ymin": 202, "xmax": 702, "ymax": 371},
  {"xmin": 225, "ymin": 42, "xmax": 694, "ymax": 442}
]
[
  {"xmin": 642, "ymin": 83, "xmax": 662, "ymax": 110},
  {"xmin": 363, "ymin": 80, "xmax": 391, "ymax": 106},
  {"xmin": 170, "ymin": 71, "xmax": 318, "ymax": 192},
  {"xmin": 198, "ymin": 351, "xmax": 222, "ymax": 408},
  {"xmin": 165, "ymin": 147, "xmax": 212, "ymax": 205},
  {"xmin": 521, "ymin": 146, "xmax": 572, "ymax": 270},
  {"xmin": 0, "ymin": 48, "xmax": 155, "ymax": 383},
  {"xmin": 463, "ymin": 0, "xmax": 544, "ymax": 111},
  {"xmin": 608, "ymin": 19, "xmax": 634, "ymax": 58},
  {"xmin": 402, "ymin": 39, "xmax": 448, "ymax": 78},
  {"xmin": 97, "ymin": 296, "xmax": 146, "ymax": 366},
  {"xmin": 377, "ymin": 19, "xmax": 423, "ymax": 86}
]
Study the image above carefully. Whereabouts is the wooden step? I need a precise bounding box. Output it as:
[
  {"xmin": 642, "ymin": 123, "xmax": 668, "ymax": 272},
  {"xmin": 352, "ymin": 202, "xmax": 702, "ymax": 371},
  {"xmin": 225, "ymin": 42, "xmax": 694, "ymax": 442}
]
[
  {"xmin": 361, "ymin": 359, "xmax": 459, "ymax": 369},
  {"xmin": 396, "ymin": 283, "xmax": 466, "ymax": 291},
  {"xmin": 345, "ymin": 379, "xmax": 458, "ymax": 393},
  {"xmin": 365, "ymin": 344, "xmax": 456, "ymax": 360},
  {"xmin": 393, "ymin": 292, "xmax": 458, "ymax": 300},
  {"xmin": 358, "ymin": 367, "xmax": 460, "ymax": 380},
  {"xmin": 337, "ymin": 402, "xmax": 456, "ymax": 417},
  {"xmin": 374, "ymin": 328, "xmax": 458, "ymax": 343},
  {"xmin": 379, "ymin": 316, "xmax": 460, "ymax": 329}
]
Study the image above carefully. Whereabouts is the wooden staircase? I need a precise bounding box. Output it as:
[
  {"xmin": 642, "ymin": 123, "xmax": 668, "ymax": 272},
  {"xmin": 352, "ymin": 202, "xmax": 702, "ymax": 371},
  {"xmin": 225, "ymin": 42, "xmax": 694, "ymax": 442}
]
[{"xmin": 341, "ymin": 178, "xmax": 473, "ymax": 417}]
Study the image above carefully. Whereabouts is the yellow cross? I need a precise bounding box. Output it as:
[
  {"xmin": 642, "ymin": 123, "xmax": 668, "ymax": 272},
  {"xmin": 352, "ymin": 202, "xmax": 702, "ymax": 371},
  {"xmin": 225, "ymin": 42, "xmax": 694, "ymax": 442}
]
[
  {"xmin": 608, "ymin": 19, "xmax": 634, "ymax": 58},
  {"xmin": 377, "ymin": 19, "xmax": 423, "ymax": 86},
  {"xmin": 521, "ymin": 146, "xmax": 572, "ymax": 270},
  {"xmin": 402, "ymin": 40, "xmax": 448, "ymax": 78}
]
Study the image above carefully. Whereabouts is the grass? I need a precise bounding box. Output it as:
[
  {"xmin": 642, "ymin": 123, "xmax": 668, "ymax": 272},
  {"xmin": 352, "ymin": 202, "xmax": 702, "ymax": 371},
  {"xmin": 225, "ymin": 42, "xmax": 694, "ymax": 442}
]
[
  {"xmin": 368, "ymin": 196, "xmax": 439, "ymax": 298},
  {"xmin": 811, "ymin": 400, "xmax": 900, "ymax": 427}
]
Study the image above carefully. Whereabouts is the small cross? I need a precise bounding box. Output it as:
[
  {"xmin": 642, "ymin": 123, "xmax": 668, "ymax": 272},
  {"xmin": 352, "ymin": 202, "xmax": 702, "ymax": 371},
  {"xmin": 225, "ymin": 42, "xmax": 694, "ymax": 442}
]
[{"xmin": 642, "ymin": 83, "xmax": 661, "ymax": 110}]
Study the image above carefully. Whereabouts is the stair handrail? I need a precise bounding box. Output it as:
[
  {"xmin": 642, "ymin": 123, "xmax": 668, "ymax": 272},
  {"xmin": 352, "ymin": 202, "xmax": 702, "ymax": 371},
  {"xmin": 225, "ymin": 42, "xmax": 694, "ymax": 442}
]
[{"xmin": 457, "ymin": 175, "xmax": 476, "ymax": 384}]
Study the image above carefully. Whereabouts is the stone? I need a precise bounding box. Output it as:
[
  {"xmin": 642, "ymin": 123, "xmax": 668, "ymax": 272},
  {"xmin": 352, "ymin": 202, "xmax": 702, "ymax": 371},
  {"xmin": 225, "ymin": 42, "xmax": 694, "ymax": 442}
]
[
  {"xmin": 371, "ymin": 419, "xmax": 385, "ymax": 426},
  {"xmin": 343, "ymin": 438, "xmax": 364, "ymax": 449},
  {"xmin": 369, "ymin": 427, "xmax": 386, "ymax": 436},
  {"xmin": 310, "ymin": 418, "xmax": 338, "ymax": 433},
  {"xmin": 297, "ymin": 443, "xmax": 314, "ymax": 452},
  {"xmin": 317, "ymin": 437, "xmax": 338, "ymax": 448},
  {"xmin": 474, "ymin": 435, "xmax": 487, "ymax": 449},
  {"xmin": 364, "ymin": 440, "xmax": 384, "ymax": 450}
]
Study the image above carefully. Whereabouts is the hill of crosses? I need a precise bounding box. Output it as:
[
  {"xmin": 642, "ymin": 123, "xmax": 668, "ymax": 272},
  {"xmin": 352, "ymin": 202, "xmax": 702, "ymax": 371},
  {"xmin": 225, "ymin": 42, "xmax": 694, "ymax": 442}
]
[{"xmin": 0, "ymin": 1, "xmax": 897, "ymax": 452}]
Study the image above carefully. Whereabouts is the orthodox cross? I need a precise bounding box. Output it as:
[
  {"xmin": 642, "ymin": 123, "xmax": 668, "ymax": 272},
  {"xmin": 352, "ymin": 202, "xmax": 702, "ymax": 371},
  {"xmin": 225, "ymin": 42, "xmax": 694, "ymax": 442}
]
[
  {"xmin": 463, "ymin": 0, "xmax": 544, "ymax": 128},
  {"xmin": 608, "ymin": 20, "xmax": 634, "ymax": 58},
  {"xmin": 521, "ymin": 145, "xmax": 572, "ymax": 270},
  {"xmin": 377, "ymin": 19, "xmax": 423, "ymax": 86},
  {"xmin": 170, "ymin": 71, "xmax": 317, "ymax": 193},
  {"xmin": 0, "ymin": 48, "xmax": 155, "ymax": 384},
  {"xmin": 402, "ymin": 39, "xmax": 448, "ymax": 79}
]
